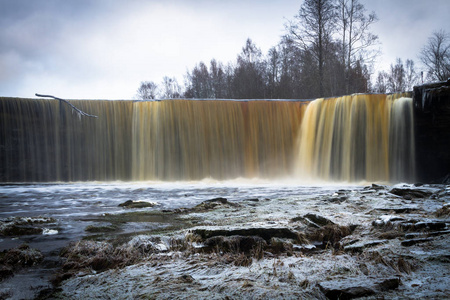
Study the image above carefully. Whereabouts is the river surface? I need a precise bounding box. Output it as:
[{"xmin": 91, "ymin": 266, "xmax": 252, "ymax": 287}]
[{"xmin": 1, "ymin": 180, "xmax": 358, "ymax": 247}]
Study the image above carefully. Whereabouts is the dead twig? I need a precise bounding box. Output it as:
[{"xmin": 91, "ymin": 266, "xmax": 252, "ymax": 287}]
[{"xmin": 35, "ymin": 93, "xmax": 98, "ymax": 118}]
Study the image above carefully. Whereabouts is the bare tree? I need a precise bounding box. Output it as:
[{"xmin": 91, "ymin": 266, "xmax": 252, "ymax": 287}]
[
  {"xmin": 404, "ymin": 59, "xmax": 420, "ymax": 91},
  {"xmin": 161, "ymin": 76, "xmax": 182, "ymax": 99},
  {"xmin": 209, "ymin": 59, "xmax": 226, "ymax": 98},
  {"xmin": 373, "ymin": 71, "xmax": 388, "ymax": 93},
  {"xmin": 387, "ymin": 58, "xmax": 405, "ymax": 93},
  {"xmin": 185, "ymin": 62, "xmax": 212, "ymax": 98},
  {"xmin": 336, "ymin": 0, "xmax": 379, "ymax": 93},
  {"xmin": 286, "ymin": 0, "xmax": 337, "ymax": 96},
  {"xmin": 232, "ymin": 38, "xmax": 266, "ymax": 98},
  {"xmin": 136, "ymin": 81, "xmax": 158, "ymax": 99},
  {"xmin": 420, "ymin": 30, "xmax": 450, "ymax": 82}
]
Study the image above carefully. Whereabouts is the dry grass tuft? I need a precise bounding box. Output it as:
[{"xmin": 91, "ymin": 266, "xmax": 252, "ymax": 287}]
[
  {"xmin": 307, "ymin": 224, "xmax": 354, "ymax": 249},
  {"xmin": 365, "ymin": 251, "xmax": 417, "ymax": 275},
  {"xmin": 435, "ymin": 204, "xmax": 450, "ymax": 217}
]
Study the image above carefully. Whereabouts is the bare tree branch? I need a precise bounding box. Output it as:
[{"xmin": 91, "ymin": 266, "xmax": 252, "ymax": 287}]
[{"xmin": 35, "ymin": 93, "xmax": 98, "ymax": 118}]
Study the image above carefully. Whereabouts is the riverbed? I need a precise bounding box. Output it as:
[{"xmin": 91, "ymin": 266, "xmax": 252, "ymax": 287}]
[{"xmin": 0, "ymin": 180, "xmax": 449, "ymax": 299}]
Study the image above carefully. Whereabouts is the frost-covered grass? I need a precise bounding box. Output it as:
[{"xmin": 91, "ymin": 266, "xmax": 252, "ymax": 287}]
[{"xmin": 50, "ymin": 183, "xmax": 450, "ymax": 299}]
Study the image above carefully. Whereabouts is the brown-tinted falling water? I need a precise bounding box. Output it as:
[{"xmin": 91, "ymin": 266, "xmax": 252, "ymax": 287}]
[{"xmin": 0, "ymin": 94, "xmax": 414, "ymax": 183}]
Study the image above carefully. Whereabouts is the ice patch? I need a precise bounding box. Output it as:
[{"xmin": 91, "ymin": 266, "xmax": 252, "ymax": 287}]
[{"xmin": 43, "ymin": 228, "xmax": 58, "ymax": 235}]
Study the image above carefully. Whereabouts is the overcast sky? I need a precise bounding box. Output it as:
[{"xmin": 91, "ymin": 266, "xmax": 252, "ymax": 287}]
[{"xmin": 1, "ymin": 0, "xmax": 449, "ymax": 99}]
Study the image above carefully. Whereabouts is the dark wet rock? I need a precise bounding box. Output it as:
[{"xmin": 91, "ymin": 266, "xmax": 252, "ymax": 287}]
[
  {"xmin": 178, "ymin": 274, "xmax": 195, "ymax": 283},
  {"xmin": 371, "ymin": 183, "xmax": 386, "ymax": 191},
  {"xmin": 401, "ymin": 238, "xmax": 434, "ymax": 247},
  {"xmin": 244, "ymin": 198, "xmax": 259, "ymax": 202},
  {"xmin": 292, "ymin": 213, "xmax": 335, "ymax": 228},
  {"xmin": 399, "ymin": 220, "xmax": 447, "ymax": 231},
  {"xmin": 344, "ymin": 240, "xmax": 388, "ymax": 253},
  {"xmin": 0, "ymin": 216, "xmax": 57, "ymax": 236},
  {"xmin": 328, "ymin": 195, "xmax": 348, "ymax": 203},
  {"xmin": 305, "ymin": 213, "xmax": 335, "ymax": 227},
  {"xmin": 0, "ymin": 224, "xmax": 43, "ymax": 236},
  {"xmin": 375, "ymin": 207, "xmax": 419, "ymax": 214},
  {"xmin": 190, "ymin": 197, "xmax": 239, "ymax": 212},
  {"xmin": 361, "ymin": 189, "xmax": 376, "ymax": 194},
  {"xmin": 322, "ymin": 285, "xmax": 375, "ymax": 299},
  {"xmin": 85, "ymin": 224, "xmax": 120, "ymax": 233},
  {"xmin": 118, "ymin": 200, "xmax": 157, "ymax": 208},
  {"xmin": 389, "ymin": 187, "xmax": 434, "ymax": 198},
  {"xmin": 204, "ymin": 197, "xmax": 228, "ymax": 204},
  {"xmin": 319, "ymin": 277, "xmax": 400, "ymax": 299},
  {"xmin": 361, "ymin": 184, "xmax": 385, "ymax": 194},
  {"xmin": 376, "ymin": 278, "xmax": 401, "ymax": 291},
  {"xmin": 373, "ymin": 215, "xmax": 447, "ymax": 233},
  {"xmin": 428, "ymin": 254, "xmax": 450, "ymax": 263},
  {"xmin": 334, "ymin": 190, "xmax": 345, "ymax": 195},
  {"xmin": 412, "ymin": 221, "xmax": 446, "ymax": 231},
  {"xmin": 191, "ymin": 227, "xmax": 301, "ymax": 242},
  {"xmin": 404, "ymin": 230, "xmax": 450, "ymax": 239},
  {"xmin": 0, "ymin": 266, "xmax": 13, "ymax": 281}
]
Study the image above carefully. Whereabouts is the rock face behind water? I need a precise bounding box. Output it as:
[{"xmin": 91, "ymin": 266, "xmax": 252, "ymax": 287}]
[{"xmin": 414, "ymin": 79, "xmax": 450, "ymax": 183}]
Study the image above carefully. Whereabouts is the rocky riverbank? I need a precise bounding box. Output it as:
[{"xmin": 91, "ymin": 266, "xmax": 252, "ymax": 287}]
[{"xmin": 1, "ymin": 183, "xmax": 449, "ymax": 299}]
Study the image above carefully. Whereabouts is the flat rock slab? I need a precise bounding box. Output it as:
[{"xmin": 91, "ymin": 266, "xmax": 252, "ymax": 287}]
[
  {"xmin": 291, "ymin": 213, "xmax": 335, "ymax": 228},
  {"xmin": 344, "ymin": 240, "xmax": 388, "ymax": 253},
  {"xmin": 401, "ymin": 238, "xmax": 434, "ymax": 247},
  {"xmin": 319, "ymin": 277, "xmax": 400, "ymax": 300},
  {"xmin": 389, "ymin": 187, "xmax": 437, "ymax": 198}
]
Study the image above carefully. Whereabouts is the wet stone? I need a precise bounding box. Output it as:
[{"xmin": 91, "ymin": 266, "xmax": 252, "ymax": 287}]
[
  {"xmin": 0, "ymin": 266, "xmax": 13, "ymax": 281},
  {"xmin": 389, "ymin": 187, "xmax": 434, "ymax": 198},
  {"xmin": 295, "ymin": 213, "xmax": 335, "ymax": 228},
  {"xmin": 318, "ymin": 277, "xmax": 400, "ymax": 300},
  {"xmin": 399, "ymin": 220, "xmax": 447, "ymax": 231},
  {"xmin": 118, "ymin": 200, "xmax": 157, "ymax": 209},
  {"xmin": 401, "ymin": 238, "xmax": 434, "ymax": 247},
  {"xmin": 191, "ymin": 197, "xmax": 239, "ymax": 212},
  {"xmin": 0, "ymin": 224, "xmax": 43, "ymax": 236}
]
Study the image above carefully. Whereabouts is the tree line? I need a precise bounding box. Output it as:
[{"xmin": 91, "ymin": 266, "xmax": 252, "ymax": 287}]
[{"xmin": 136, "ymin": 0, "xmax": 450, "ymax": 100}]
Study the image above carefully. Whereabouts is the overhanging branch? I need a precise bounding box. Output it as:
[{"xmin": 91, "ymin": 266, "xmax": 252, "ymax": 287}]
[{"xmin": 35, "ymin": 93, "xmax": 98, "ymax": 118}]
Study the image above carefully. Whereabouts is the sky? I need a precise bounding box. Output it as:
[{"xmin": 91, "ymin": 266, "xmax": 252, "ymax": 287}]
[{"xmin": 1, "ymin": 0, "xmax": 449, "ymax": 100}]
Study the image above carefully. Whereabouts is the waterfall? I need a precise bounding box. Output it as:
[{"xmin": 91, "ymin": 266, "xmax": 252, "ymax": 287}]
[
  {"xmin": 0, "ymin": 95, "xmax": 414, "ymax": 183},
  {"xmin": 294, "ymin": 94, "xmax": 414, "ymax": 182},
  {"xmin": 0, "ymin": 98, "xmax": 134, "ymax": 182},
  {"xmin": 131, "ymin": 100, "xmax": 306, "ymax": 180}
]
